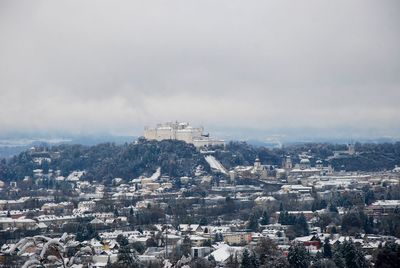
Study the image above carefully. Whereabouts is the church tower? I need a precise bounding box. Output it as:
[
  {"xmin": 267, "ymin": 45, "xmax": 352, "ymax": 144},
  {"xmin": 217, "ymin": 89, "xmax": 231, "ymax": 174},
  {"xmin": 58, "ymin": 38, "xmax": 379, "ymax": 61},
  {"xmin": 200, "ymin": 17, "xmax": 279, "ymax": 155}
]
[{"xmin": 283, "ymin": 155, "xmax": 293, "ymax": 170}]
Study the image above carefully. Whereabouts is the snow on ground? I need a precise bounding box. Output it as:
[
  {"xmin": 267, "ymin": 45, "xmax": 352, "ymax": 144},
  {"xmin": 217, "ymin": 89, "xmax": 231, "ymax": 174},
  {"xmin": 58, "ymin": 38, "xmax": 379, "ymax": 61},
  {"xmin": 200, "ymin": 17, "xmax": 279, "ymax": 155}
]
[
  {"xmin": 205, "ymin": 155, "xmax": 228, "ymax": 175},
  {"xmin": 149, "ymin": 167, "xmax": 161, "ymax": 180}
]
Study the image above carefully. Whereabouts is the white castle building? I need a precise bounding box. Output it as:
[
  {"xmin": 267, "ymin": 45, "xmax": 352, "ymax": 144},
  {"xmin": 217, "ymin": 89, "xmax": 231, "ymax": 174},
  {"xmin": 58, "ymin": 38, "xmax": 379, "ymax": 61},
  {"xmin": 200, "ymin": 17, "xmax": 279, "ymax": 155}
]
[{"xmin": 144, "ymin": 122, "xmax": 224, "ymax": 148}]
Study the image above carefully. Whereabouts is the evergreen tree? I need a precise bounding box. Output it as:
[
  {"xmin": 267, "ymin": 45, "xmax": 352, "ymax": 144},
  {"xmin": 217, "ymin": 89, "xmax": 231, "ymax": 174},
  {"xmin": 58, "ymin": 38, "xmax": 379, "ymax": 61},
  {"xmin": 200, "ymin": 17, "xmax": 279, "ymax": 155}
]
[
  {"xmin": 364, "ymin": 190, "xmax": 375, "ymax": 205},
  {"xmin": 116, "ymin": 234, "xmax": 129, "ymax": 247},
  {"xmin": 240, "ymin": 249, "xmax": 253, "ymax": 268},
  {"xmin": 323, "ymin": 237, "xmax": 333, "ymax": 259},
  {"xmin": 114, "ymin": 207, "xmax": 119, "ymax": 217},
  {"xmin": 181, "ymin": 235, "xmax": 192, "ymax": 257},
  {"xmin": 225, "ymin": 196, "xmax": 236, "ymax": 212},
  {"xmin": 294, "ymin": 213, "xmax": 310, "ymax": 236},
  {"xmin": 116, "ymin": 234, "xmax": 138, "ymax": 268},
  {"xmin": 328, "ymin": 203, "xmax": 339, "ymax": 213},
  {"xmin": 254, "ymin": 238, "xmax": 280, "ymax": 265},
  {"xmin": 333, "ymin": 251, "xmax": 346, "ymax": 268},
  {"xmin": 117, "ymin": 245, "xmax": 138, "ymax": 267},
  {"xmin": 250, "ymin": 251, "xmax": 260, "ymax": 268},
  {"xmin": 260, "ymin": 210, "xmax": 270, "ymax": 225},
  {"xmin": 266, "ymin": 255, "xmax": 290, "ymax": 268},
  {"xmin": 341, "ymin": 211, "xmax": 364, "ymax": 235},
  {"xmin": 247, "ymin": 212, "xmax": 259, "ymax": 231},
  {"xmin": 278, "ymin": 211, "xmax": 285, "ymax": 224},
  {"xmin": 374, "ymin": 241, "xmax": 400, "ymax": 268},
  {"xmin": 363, "ymin": 216, "xmax": 374, "ymax": 234},
  {"xmin": 288, "ymin": 243, "xmax": 310, "ymax": 268},
  {"xmin": 214, "ymin": 233, "xmax": 222, "ymax": 242},
  {"xmin": 334, "ymin": 240, "xmax": 368, "ymax": 268},
  {"xmin": 219, "ymin": 233, "xmax": 223, "ymax": 242},
  {"xmin": 199, "ymin": 217, "xmax": 208, "ymax": 226},
  {"xmin": 76, "ymin": 222, "xmax": 98, "ymax": 242},
  {"xmin": 207, "ymin": 254, "xmax": 216, "ymax": 265},
  {"xmin": 226, "ymin": 253, "xmax": 239, "ymax": 268}
]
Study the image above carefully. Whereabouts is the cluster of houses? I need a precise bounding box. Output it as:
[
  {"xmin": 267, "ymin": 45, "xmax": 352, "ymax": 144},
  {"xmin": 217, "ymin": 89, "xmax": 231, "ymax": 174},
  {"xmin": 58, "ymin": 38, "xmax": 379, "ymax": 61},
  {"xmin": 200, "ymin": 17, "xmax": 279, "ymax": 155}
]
[
  {"xmin": 0, "ymin": 144, "xmax": 399, "ymax": 266},
  {"xmin": 1, "ymin": 219, "xmax": 399, "ymax": 267}
]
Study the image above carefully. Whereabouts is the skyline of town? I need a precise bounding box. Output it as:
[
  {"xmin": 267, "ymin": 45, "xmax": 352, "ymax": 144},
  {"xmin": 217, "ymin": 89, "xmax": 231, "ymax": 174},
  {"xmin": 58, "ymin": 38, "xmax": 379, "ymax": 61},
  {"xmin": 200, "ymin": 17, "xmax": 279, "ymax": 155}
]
[{"xmin": 1, "ymin": 1, "xmax": 399, "ymax": 267}]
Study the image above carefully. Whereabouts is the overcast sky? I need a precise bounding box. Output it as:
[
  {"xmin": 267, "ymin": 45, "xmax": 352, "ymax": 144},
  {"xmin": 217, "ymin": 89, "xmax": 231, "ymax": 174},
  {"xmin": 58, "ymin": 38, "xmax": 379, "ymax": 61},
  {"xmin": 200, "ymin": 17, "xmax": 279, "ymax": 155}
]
[{"xmin": 0, "ymin": 0, "xmax": 399, "ymax": 140}]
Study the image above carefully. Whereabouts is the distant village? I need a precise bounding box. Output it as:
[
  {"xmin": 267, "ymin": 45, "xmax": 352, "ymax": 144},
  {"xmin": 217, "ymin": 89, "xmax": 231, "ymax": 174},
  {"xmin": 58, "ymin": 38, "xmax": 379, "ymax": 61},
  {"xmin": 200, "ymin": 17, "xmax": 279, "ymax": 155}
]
[{"xmin": 0, "ymin": 122, "xmax": 399, "ymax": 267}]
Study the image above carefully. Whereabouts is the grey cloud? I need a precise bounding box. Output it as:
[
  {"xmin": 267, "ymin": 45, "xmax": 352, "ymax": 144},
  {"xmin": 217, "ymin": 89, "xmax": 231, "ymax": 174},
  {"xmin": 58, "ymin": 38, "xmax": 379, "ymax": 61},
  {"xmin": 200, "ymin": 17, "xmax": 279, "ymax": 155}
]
[{"xmin": 0, "ymin": 0, "xmax": 399, "ymax": 139}]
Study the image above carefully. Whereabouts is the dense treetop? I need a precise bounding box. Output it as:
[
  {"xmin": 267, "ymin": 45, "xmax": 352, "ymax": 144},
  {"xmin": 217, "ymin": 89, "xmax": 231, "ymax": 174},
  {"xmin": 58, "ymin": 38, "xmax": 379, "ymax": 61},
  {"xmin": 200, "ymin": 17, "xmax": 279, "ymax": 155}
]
[{"xmin": 0, "ymin": 139, "xmax": 208, "ymax": 183}]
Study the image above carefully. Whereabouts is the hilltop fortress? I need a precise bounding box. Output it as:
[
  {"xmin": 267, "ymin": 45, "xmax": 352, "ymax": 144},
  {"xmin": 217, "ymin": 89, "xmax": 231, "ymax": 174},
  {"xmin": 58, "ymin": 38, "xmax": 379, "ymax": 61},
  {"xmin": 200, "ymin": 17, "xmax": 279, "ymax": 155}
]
[{"xmin": 144, "ymin": 122, "xmax": 224, "ymax": 148}]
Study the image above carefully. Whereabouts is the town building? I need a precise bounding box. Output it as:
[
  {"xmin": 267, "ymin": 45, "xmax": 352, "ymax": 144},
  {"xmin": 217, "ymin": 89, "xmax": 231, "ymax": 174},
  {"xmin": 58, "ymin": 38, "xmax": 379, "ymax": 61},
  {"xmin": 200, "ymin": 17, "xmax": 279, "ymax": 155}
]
[{"xmin": 144, "ymin": 122, "xmax": 224, "ymax": 148}]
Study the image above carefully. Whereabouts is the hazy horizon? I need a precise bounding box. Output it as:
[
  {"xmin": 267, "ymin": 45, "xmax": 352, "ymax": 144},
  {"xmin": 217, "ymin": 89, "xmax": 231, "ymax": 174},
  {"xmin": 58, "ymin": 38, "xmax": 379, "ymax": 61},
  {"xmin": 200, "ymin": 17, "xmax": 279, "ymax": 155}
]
[{"xmin": 0, "ymin": 125, "xmax": 399, "ymax": 145}]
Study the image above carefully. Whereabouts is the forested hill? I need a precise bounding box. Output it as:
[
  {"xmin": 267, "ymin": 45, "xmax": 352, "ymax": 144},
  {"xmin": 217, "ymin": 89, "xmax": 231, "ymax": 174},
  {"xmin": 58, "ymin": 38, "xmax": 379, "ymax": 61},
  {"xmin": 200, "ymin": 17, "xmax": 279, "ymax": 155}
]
[
  {"xmin": 0, "ymin": 140, "xmax": 400, "ymax": 184},
  {"xmin": 214, "ymin": 141, "xmax": 400, "ymax": 172},
  {"xmin": 0, "ymin": 139, "xmax": 208, "ymax": 183}
]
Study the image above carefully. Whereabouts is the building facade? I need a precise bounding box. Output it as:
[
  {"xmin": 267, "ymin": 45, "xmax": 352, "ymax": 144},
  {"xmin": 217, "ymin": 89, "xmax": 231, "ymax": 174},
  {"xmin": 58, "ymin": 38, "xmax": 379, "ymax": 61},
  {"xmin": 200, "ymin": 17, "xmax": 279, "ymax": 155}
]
[{"xmin": 144, "ymin": 122, "xmax": 224, "ymax": 148}]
